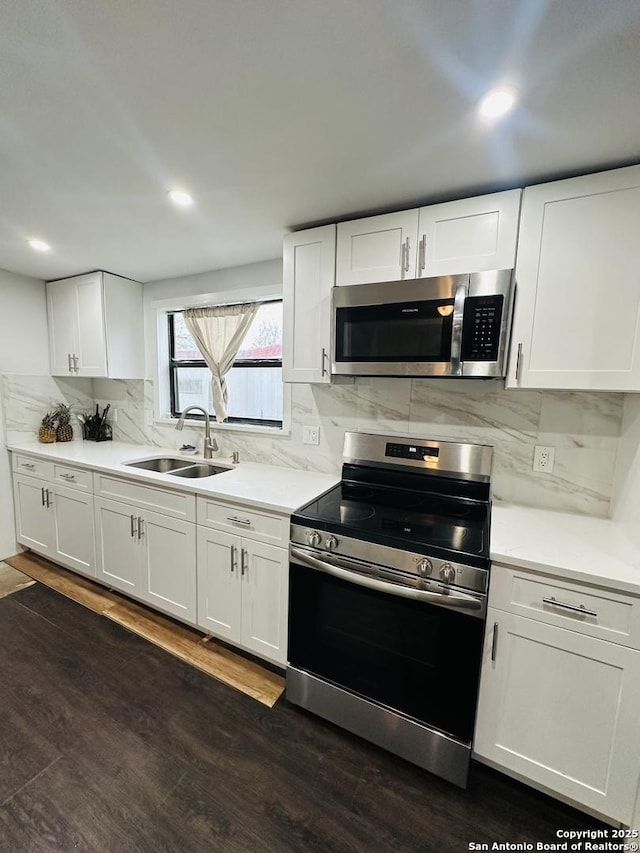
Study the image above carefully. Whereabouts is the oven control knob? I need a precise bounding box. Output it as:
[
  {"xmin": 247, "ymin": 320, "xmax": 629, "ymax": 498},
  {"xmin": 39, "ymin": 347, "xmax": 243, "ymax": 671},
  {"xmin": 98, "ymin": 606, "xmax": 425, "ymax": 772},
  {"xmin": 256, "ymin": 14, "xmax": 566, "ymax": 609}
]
[
  {"xmin": 439, "ymin": 563, "xmax": 456, "ymax": 584},
  {"xmin": 326, "ymin": 535, "xmax": 339, "ymax": 551},
  {"xmin": 417, "ymin": 558, "xmax": 433, "ymax": 578},
  {"xmin": 307, "ymin": 530, "xmax": 322, "ymax": 547}
]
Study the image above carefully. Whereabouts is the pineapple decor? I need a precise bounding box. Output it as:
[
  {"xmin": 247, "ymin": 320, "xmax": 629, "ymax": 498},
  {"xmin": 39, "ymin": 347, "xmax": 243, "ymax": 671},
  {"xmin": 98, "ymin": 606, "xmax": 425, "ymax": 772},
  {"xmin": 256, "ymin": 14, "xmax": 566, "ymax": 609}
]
[
  {"xmin": 53, "ymin": 402, "xmax": 73, "ymax": 442},
  {"xmin": 38, "ymin": 412, "xmax": 57, "ymax": 444}
]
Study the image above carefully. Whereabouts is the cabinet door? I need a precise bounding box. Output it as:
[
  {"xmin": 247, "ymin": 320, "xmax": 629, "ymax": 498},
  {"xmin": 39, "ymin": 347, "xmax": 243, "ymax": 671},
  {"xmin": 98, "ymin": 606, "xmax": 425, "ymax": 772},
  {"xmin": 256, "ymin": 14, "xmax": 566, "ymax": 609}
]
[
  {"xmin": 241, "ymin": 541, "xmax": 288, "ymax": 666},
  {"xmin": 474, "ymin": 608, "xmax": 640, "ymax": 824},
  {"xmin": 94, "ymin": 497, "xmax": 141, "ymax": 595},
  {"xmin": 141, "ymin": 509, "xmax": 196, "ymax": 623},
  {"xmin": 336, "ymin": 210, "xmax": 418, "ymax": 285},
  {"xmin": 51, "ymin": 486, "xmax": 96, "ymax": 578},
  {"xmin": 74, "ymin": 273, "xmax": 108, "ymax": 377},
  {"xmin": 13, "ymin": 474, "xmax": 55, "ymax": 555},
  {"xmin": 47, "ymin": 278, "xmax": 78, "ymax": 376},
  {"xmin": 196, "ymin": 528, "xmax": 242, "ymax": 642},
  {"xmin": 417, "ymin": 190, "xmax": 521, "ymax": 277},
  {"xmin": 282, "ymin": 224, "xmax": 335, "ymax": 384},
  {"xmin": 507, "ymin": 165, "xmax": 640, "ymax": 390}
]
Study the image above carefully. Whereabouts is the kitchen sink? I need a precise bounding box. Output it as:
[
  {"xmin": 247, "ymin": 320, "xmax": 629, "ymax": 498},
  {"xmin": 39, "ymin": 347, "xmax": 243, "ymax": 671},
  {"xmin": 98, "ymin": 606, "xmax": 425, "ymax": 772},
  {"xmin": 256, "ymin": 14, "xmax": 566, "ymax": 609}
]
[
  {"xmin": 168, "ymin": 463, "xmax": 230, "ymax": 478},
  {"xmin": 126, "ymin": 457, "xmax": 192, "ymax": 473}
]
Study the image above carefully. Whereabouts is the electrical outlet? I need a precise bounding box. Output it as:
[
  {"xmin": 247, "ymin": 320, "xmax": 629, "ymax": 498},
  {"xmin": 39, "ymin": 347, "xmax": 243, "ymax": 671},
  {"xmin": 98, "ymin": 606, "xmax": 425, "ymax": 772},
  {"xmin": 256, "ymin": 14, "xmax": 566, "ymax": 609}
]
[
  {"xmin": 302, "ymin": 425, "xmax": 320, "ymax": 445},
  {"xmin": 533, "ymin": 445, "xmax": 555, "ymax": 473}
]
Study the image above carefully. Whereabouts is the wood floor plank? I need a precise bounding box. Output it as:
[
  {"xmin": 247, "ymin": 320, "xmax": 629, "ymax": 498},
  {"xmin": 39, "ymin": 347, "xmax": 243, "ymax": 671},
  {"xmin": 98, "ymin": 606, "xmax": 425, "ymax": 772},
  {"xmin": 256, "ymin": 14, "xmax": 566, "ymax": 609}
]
[
  {"xmin": 0, "ymin": 561, "xmax": 35, "ymax": 599},
  {"xmin": 6, "ymin": 552, "xmax": 285, "ymax": 707}
]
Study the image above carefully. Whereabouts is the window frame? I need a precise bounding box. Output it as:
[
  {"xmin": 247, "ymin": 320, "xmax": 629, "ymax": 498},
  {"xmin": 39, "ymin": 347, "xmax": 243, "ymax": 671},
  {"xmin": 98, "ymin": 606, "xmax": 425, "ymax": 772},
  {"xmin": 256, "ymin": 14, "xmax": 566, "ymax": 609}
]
[{"xmin": 167, "ymin": 300, "xmax": 284, "ymax": 428}]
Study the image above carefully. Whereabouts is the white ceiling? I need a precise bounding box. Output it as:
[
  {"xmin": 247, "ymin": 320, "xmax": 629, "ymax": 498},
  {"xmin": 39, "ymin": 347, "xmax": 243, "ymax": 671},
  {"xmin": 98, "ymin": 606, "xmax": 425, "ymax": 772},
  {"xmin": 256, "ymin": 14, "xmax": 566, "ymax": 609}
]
[{"xmin": 2, "ymin": 0, "xmax": 639, "ymax": 283}]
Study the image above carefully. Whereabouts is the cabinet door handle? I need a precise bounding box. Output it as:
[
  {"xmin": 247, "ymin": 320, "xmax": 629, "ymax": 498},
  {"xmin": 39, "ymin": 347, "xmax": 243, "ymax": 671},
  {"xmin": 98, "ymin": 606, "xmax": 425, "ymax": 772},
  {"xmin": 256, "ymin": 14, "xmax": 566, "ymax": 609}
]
[
  {"xmin": 72, "ymin": 354, "xmax": 79, "ymax": 374},
  {"xmin": 45, "ymin": 489, "xmax": 51, "ymax": 508},
  {"xmin": 226, "ymin": 516, "xmax": 252, "ymax": 527},
  {"xmin": 41, "ymin": 486, "xmax": 46, "ymax": 506},
  {"xmin": 542, "ymin": 597, "xmax": 597, "ymax": 618},
  {"xmin": 418, "ymin": 235, "xmax": 426, "ymax": 272},
  {"xmin": 21, "ymin": 462, "xmax": 35, "ymax": 470},
  {"xmin": 230, "ymin": 544, "xmax": 237, "ymax": 573},
  {"xmin": 515, "ymin": 342, "xmax": 523, "ymax": 384},
  {"xmin": 241, "ymin": 548, "xmax": 248, "ymax": 576},
  {"xmin": 68, "ymin": 353, "xmax": 73, "ymax": 373},
  {"xmin": 137, "ymin": 517, "xmax": 144, "ymax": 540},
  {"xmin": 130, "ymin": 514, "xmax": 138, "ymax": 538},
  {"xmin": 401, "ymin": 237, "xmax": 410, "ymax": 274},
  {"xmin": 491, "ymin": 621, "xmax": 499, "ymax": 662},
  {"xmin": 321, "ymin": 347, "xmax": 328, "ymax": 377},
  {"xmin": 59, "ymin": 473, "xmax": 76, "ymax": 481}
]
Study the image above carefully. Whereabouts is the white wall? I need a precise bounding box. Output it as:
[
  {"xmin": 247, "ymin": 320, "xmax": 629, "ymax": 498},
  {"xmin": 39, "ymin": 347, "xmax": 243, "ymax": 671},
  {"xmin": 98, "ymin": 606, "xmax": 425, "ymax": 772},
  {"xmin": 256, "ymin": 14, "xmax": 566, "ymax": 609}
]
[{"xmin": 0, "ymin": 269, "xmax": 49, "ymax": 559}]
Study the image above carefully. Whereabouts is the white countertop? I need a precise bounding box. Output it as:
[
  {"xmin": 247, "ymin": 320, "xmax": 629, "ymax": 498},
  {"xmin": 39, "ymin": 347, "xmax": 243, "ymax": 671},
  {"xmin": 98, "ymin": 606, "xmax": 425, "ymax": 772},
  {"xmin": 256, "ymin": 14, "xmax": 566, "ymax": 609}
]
[
  {"xmin": 9, "ymin": 440, "xmax": 640, "ymax": 595},
  {"xmin": 8, "ymin": 440, "xmax": 338, "ymax": 515},
  {"xmin": 491, "ymin": 502, "xmax": 640, "ymax": 596}
]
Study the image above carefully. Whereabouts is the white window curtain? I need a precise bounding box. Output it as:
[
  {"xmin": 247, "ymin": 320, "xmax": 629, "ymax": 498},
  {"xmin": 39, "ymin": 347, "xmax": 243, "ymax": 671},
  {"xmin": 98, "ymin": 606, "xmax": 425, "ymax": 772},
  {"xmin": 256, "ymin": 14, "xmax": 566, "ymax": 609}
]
[{"xmin": 183, "ymin": 303, "xmax": 258, "ymax": 422}]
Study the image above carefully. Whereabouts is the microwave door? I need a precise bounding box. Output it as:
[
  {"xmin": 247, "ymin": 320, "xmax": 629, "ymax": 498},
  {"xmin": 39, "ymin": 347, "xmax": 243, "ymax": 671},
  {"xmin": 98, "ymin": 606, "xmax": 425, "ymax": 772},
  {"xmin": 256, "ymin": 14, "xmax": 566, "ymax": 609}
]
[{"xmin": 334, "ymin": 297, "xmax": 457, "ymax": 376}]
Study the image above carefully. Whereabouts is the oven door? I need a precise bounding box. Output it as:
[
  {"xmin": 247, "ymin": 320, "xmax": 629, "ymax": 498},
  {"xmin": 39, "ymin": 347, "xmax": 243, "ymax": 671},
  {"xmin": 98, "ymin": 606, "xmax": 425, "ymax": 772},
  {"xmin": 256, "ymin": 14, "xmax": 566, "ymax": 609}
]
[
  {"xmin": 288, "ymin": 546, "xmax": 485, "ymax": 745},
  {"xmin": 332, "ymin": 274, "xmax": 469, "ymax": 377}
]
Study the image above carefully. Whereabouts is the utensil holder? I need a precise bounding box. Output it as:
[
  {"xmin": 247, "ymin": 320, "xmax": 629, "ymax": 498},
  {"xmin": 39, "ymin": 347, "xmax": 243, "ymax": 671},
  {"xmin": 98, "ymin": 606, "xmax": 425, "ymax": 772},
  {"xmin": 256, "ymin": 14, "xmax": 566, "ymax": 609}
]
[{"xmin": 82, "ymin": 422, "xmax": 112, "ymax": 442}]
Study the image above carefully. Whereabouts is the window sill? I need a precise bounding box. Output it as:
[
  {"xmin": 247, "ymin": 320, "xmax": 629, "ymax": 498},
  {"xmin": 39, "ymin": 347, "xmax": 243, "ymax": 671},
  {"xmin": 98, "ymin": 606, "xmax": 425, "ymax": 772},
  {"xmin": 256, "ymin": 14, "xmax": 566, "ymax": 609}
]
[{"xmin": 153, "ymin": 417, "xmax": 291, "ymax": 439}]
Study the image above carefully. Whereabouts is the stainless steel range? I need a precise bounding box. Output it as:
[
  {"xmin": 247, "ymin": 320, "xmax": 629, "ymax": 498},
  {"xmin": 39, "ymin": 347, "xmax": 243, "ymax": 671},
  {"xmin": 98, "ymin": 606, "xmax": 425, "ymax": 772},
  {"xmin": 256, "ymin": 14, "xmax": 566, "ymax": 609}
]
[{"xmin": 286, "ymin": 431, "xmax": 493, "ymax": 788}]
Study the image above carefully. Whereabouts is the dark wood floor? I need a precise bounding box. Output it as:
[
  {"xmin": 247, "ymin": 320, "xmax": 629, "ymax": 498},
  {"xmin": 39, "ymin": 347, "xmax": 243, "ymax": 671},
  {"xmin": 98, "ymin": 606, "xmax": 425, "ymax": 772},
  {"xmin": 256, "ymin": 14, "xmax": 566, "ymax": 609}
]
[{"xmin": 0, "ymin": 584, "xmax": 604, "ymax": 853}]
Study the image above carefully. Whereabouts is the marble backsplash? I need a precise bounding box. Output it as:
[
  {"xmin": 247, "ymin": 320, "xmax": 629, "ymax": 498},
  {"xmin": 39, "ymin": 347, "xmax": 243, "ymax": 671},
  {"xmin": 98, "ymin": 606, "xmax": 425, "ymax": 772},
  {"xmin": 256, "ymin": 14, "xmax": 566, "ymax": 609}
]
[{"xmin": 2, "ymin": 373, "xmax": 624, "ymax": 517}]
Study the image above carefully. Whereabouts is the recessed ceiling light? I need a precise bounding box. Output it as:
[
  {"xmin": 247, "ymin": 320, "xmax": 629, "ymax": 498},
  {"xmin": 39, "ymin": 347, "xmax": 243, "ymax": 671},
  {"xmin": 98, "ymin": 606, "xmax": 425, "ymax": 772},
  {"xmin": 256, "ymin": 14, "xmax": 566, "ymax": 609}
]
[
  {"xmin": 478, "ymin": 87, "xmax": 518, "ymax": 119},
  {"xmin": 27, "ymin": 239, "xmax": 51, "ymax": 252},
  {"xmin": 168, "ymin": 189, "xmax": 194, "ymax": 207}
]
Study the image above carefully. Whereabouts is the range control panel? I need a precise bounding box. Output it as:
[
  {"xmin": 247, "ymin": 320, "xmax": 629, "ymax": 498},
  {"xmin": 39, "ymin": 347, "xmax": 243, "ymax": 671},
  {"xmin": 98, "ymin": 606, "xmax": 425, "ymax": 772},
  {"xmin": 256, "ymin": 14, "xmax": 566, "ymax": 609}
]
[
  {"xmin": 461, "ymin": 295, "xmax": 504, "ymax": 362},
  {"xmin": 385, "ymin": 442, "xmax": 440, "ymax": 461}
]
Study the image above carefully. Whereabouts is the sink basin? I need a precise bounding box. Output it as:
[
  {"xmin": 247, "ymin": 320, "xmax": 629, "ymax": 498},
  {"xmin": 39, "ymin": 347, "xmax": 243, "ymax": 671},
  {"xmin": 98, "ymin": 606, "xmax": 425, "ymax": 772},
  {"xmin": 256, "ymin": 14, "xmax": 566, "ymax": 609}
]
[
  {"xmin": 126, "ymin": 457, "xmax": 192, "ymax": 473},
  {"xmin": 169, "ymin": 463, "xmax": 230, "ymax": 479}
]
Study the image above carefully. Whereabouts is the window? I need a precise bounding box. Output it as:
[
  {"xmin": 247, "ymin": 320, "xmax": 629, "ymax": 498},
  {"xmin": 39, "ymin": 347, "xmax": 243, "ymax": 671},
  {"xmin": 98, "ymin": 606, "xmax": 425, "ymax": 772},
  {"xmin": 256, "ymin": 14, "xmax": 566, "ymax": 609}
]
[{"xmin": 168, "ymin": 300, "xmax": 283, "ymax": 427}]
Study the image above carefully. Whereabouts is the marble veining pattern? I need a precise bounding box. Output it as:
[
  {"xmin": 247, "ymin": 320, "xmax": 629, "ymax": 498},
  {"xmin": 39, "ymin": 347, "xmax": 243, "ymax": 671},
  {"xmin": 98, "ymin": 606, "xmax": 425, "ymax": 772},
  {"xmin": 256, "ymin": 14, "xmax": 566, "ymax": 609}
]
[{"xmin": 1, "ymin": 372, "xmax": 626, "ymax": 517}]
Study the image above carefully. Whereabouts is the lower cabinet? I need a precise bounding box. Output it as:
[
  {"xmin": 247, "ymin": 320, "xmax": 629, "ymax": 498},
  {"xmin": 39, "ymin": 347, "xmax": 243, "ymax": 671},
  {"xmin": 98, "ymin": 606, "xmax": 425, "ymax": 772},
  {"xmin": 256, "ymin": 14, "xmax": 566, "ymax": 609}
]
[
  {"xmin": 94, "ymin": 496, "xmax": 197, "ymax": 623},
  {"xmin": 197, "ymin": 527, "xmax": 288, "ymax": 666},
  {"xmin": 14, "ymin": 472, "xmax": 96, "ymax": 577},
  {"xmin": 474, "ymin": 567, "xmax": 640, "ymax": 825}
]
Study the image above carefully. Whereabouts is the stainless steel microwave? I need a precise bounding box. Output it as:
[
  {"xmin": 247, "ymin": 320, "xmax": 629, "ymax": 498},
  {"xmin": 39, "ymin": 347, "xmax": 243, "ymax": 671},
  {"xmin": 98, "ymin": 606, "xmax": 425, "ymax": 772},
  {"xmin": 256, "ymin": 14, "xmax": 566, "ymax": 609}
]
[{"xmin": 331, "ymin": 269, "xmax": 514, "ymax": 378}]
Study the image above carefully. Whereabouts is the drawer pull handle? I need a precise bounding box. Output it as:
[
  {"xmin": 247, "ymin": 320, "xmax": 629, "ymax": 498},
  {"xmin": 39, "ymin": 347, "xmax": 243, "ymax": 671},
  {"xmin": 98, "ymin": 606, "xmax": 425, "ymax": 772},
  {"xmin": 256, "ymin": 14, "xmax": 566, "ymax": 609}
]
[
  {"xmin": 59, "ymin": 473, "xmax": 76, "ymax": 481},
  {"xmin": 21, "ymin": 463, "xmax": 35, "ymax": 470},
  {"xmin": 542, "ymin": 596, "xmax": 597, "ymax": 618},
  {"xmin": 226, "ymin": 516, "xmax": 252, "ymax": 527},
  {"xmin": 491, "ymin": 621, "xmax": 499, "ymax": 662}
]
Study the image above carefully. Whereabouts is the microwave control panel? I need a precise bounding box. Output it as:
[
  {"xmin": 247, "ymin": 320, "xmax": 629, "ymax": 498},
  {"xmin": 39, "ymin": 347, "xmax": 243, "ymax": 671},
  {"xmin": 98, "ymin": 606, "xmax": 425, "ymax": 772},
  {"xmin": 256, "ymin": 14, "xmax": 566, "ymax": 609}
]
[{"xmin": 461, "ymin": 295, "xmax": 504, "ymax": 362}]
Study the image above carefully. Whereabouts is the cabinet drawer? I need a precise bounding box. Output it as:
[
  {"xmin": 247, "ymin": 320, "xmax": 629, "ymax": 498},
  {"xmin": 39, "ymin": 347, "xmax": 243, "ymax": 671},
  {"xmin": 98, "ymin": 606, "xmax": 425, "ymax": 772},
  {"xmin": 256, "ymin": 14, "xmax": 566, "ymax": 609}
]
[
  {"xmin": 490, "ymin": 563, "xmax": 640, "ymax": 650},
  {"xmin": 53, "ymin": 463, "xmax": 92, "ymax": 492},
  {"xmin": 94, "ymin": 474, "xmax": 196, "ymax": 522},
  {"xmin": 12, "ymin": 454, "xmax": 55, "ymax": 480},
  {"xmin": 197, "ymin": 497, "xmax": 288, "ymax": 546}
]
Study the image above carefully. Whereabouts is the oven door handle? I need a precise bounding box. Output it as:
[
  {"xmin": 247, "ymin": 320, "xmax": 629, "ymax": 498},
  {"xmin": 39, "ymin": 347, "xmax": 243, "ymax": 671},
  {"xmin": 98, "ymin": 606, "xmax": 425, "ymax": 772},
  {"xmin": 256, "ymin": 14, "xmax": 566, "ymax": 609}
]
[{"xmin": 290, "ymin": 547, "xmax": 485, "ymax": 616}]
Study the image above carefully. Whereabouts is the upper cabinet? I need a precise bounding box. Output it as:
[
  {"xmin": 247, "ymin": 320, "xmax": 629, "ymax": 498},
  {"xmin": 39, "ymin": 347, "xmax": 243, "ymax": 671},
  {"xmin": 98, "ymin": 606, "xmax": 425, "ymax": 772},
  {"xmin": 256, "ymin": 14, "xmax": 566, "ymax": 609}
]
[
  {"xmin": 47, "ymin": 271, "xmax": 144, "ymax": 379},
  {"xmin": 283, "ymin": 225, "xmax": 336, "ymax": 384},
  {"xmin": 335, "ymin": 190, "xmax": 521, "ymax": 286},
  {"xmin": 416, "ymin": 189, "xmax": 521, "ymax": 278},
  {"xmin": 507, "ymin": 165, "xmax": 640, "ymax": 391}
]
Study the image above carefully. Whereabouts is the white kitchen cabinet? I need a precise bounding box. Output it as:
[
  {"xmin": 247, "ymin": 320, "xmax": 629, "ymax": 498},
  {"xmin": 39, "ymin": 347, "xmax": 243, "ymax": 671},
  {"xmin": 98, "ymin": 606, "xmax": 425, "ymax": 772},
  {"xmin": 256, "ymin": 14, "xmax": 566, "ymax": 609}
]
[
  {"xmin": 507, "ymin": 165, "xmax": 640, "ymax": 391},
  {"xmin": 416, "ymin": 190, "xmax": 521, "ymax": 277},
  {"xmin": 474, "ymin": 564, "xmax": 640, "ymax": 824},
  {"xmin": 13, "ymin": 470, "xmax": 96, "ymax": 577},
  {"xmin": 94, "ymin": 495, "xmax": 197, "ymax": 623},
  {"xmin": 336, "ymin": 210, "xmax": 419, "ymax": 285},
  {"xmin": 47, "ymin": 270, "xmax": 144, "ymax": 378},
  {"xmin": 197, "ymin": 527, "xmax": 288, "ymax": 666},
  {"xmin": 283, "ymin": 224, "xmax": 335, "ymax": 384}
]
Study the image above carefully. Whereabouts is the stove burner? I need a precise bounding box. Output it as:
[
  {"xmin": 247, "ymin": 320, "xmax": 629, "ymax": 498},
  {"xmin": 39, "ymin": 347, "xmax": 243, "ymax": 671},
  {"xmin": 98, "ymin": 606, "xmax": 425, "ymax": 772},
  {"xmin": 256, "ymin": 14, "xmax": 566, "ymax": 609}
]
[{"xmin": 339, "ymin": 502, "xmax": 375, "ymax": 522}]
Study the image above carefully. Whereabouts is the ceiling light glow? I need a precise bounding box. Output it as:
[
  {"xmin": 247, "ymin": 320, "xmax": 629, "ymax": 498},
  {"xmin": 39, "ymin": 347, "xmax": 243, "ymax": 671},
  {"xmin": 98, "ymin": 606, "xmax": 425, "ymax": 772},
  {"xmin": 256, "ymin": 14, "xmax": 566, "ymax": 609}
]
[
  {"xmin": 478, "ymin": 87, "xmax": 518, "ymax": 119},
  {"xmin": 168, "ymin": 189, "xmax": 194, "ymax": 207},
  {"xmin": 27, "ymin": 239, "xmax": 51, "ymax": 252}
]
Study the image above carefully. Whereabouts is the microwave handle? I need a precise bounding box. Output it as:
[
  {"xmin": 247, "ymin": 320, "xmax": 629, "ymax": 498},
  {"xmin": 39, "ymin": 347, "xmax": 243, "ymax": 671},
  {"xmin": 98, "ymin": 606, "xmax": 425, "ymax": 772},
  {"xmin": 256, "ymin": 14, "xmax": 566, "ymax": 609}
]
[{"xmin": 450, "ymin": 282, "xmax": 468, "ymax": 376}]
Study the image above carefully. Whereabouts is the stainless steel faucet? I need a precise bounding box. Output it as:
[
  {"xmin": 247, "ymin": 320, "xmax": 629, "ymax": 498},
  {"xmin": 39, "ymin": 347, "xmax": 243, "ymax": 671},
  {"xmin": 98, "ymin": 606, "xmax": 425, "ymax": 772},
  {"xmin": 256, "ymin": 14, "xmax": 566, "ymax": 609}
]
[{"xmin": 175, "ymin": 406, "xmax": 218, "ymax": 458}]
